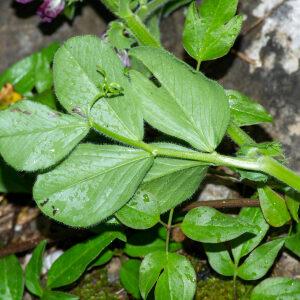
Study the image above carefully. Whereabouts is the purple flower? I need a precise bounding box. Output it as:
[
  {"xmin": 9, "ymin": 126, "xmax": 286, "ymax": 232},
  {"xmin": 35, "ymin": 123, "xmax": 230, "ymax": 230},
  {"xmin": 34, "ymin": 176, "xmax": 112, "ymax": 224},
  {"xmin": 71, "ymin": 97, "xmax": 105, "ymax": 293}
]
[{"xmin": 37, "ymin": 0, "xmax": 65, "ymax": 23}]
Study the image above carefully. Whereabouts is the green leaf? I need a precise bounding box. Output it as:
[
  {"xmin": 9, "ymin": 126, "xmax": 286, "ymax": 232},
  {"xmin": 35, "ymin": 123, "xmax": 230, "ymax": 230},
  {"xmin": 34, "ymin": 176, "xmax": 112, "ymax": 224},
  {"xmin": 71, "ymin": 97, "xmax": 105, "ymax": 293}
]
[
  {"xmin": 237, "ymin": 239, "xmax": 285, "ymax": 280},
  {"xmin": 35, "ymin": 52, "xmax": 52, "ymax": 93},
  {"xmin": 0, "ymin": 43, "xmax": 59, "ymax": 94},
  {"xmin": 183, "ymin": 1, "xmax": 242, "ymax": 62},
  {"xmin": 285, "ymin": 233, "xmax": 300, "ymax": 257},
  {"xmin": 139, "ymin": 251, "xmax": 196, "ymax": 300},
  {"xmin": 238, "ymin": 169, "xmax": 269, "ymax": 183},
  {"xmin": 53, "ymin": 35, "xmax": 103, "ymax": 115},
  {"xmin": 107, "ymin": 21, "xmax": 134, "ymax": 49},
  {"xmin": 203, "ymin": 243, "xmax": 234, "ymax": 276},
  {"xmin": 0, "ymin": 55, "xmax": 36, "ymax": 94},
  {"xmin": 0, "ymin": 100, "xmax": 89, "ymax": 171},
  {"xmin": 54, "ymin": 35, "xmax": 143, "ymax": 141},
  {"xmin": 258, "ymin": 186, "xmax": 291, "ymax": 227},
  {"xmin": 181, "ymin": 207, "xmax": 257, "ymax": 243},
  {"xmin": 286, "ymin": 191, "xmax": 300, "ymax": 223},
  {"xmin": 47, "ymin": 231, "xmax": 125, "ymax": 288},
  {"xmin": 232, "ymin": 207, "xmax": 269, "ymax": 263},
  {"xmin": 124, "ymin": 230, "xmax": 181, "ymax": 258},
  {"xmin": 31, "ymin": 89, "xmax": 57, "ymax": 110},
  {"xmin": 226, "ymin": 90, "xmax": 273, "ymax": 126},
  {"xmin": 0, "ymin": 255, "xmax": 24, "ymax": 300},
  {"xmin": 250, "ymin": 277, "xmax": 300, "ymax": 300},
  {"xmin": 116, "ymin": 143, "xmax": 207, "ymax": 229},
  {"xmin": 25, "ymin": 240, "xmax": 47, "ymax": 297},
  {"xmin": 130, "ymin": 47, "xmax": 230, "ymax": 152},
  {"xmin": 89, "ymin": 250, "xmax": 113, "ymax": 268},
  {"xmin": 120, "ymin": 259, "xmax": 141, "ymax": 299},
  {"xmin": 238, "ymin": 142, "xmax": 284, "ymax": 159},
  {"xmin": 33, "ymin": 144, "xmax": 153, "ymax": 227},
  {"xmin": 41, "ymin": 290, "xmax": 79, "ymax": 300},
  {"xmin": 40, "ymin": 42, "xmax": 60, "ymax": 63}
]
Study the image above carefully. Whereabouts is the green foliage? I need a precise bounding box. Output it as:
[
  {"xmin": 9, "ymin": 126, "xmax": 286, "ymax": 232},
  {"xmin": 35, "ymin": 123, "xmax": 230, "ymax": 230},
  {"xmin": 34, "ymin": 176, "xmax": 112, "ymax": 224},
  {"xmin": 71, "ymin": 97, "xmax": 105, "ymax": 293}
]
[
  {"xmin": 2, "ymin": 1, "xmax": 300, "ymax": 299},
  {"xmin": 124, "ymin": 229, "xmax": 181, "ymax": 257},
  {"xmin": 41, "ymin": 290, "xmax": 79, "ymax": 300},
  {"xmin": 237, "ymin": 239, "xmax": 285, "ymax": 280},
  {"xmin": 181, "ymin": 206, "xmax": 257, "ymax": 243},
  {"xmin": 89, "ymin": 250, "xmax": 114, "ymax": 268},
  {"xmin": 286, "ymin": 190, "xmax": 300, "ymax": 222},
  {"xmin": 232, "ymin": 207, "xmax": 269, "ymax": 262},
  {"xmin": 130, "ymin": 47, "xmax": 230, "ymax": 152},
  {"xmin": 47, "ymin": 231, "xmax": 125, "ymax": 288},
  {"xmin": 0, "ymin": 101, "xmax": 89, "ymax": 171},
  {"xmin": 117, "ymin": 143, "xmax": 207, "ymax": 229},
  {"xmin": 0, "ymin": 43, "xmax": 59, "ymax": 94},
  {"xmin": 54, "ymin": 35, "xmax": 144, "ymax": 142},
  {"xmin": 258, "ymin": 186, "xmax": 291, "ymax": 227},
  {"xmin": 0, "ymin": 255, "xmax": 24, "ymax": 300},
  {"xmin": 183, "ymin": 0, "xmax": 242, "ymax": 63},
  {"xmin": 139, "ymin": 251, "xmax": 196, "ymax": 300},
  {"xmin": 33, "ymin": 144, "xmax": 153, "ymax": 227},
  {"xmin": 120, "ymin": 259, "xmax": 141, "ymax": 298},
  {"xmin": 250, "ymin": 277, "xmax": 300, "ymax": 300},
  {"xmin": 285, "ymin": 231, "xmax": 300, "ymax": 257},
  {"xmin": 107, "ymin": 21, "xmax": 135, "ymax": 49},
  {"xmin": 25, "ymin": 240, "xmax": 47, "ymax": 297},
  {"xmin": 226, "ymin": 90, "xmax": 273, "ymax": 126},
  {"xmin": 203, "ymin": 243, "xmax": 235, "ymax": 276}
]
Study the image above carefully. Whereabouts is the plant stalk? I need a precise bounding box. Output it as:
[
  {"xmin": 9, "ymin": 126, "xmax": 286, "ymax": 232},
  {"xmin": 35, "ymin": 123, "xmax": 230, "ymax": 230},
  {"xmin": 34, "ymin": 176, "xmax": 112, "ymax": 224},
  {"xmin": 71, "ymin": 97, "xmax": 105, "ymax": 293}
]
[
  {"xmin": 165, "ymin": 208, "xmax": 174, "ymax": 253},
  {"xmin": 227, "ymin": 122, "xmax": 255, "ymax": 146},
  {"xmin": 91, "ymin": 121, "xmax": 300, "ymax": 191},
  {"xmin": 94, "ymin": 3, "xmax": 300, "ymax": 192}
]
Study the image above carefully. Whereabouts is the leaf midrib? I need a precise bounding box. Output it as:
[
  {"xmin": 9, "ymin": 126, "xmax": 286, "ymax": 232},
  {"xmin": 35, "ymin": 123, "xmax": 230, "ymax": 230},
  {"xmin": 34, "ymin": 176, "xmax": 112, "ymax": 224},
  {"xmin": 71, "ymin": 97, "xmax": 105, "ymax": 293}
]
[
  {"xmin": 48, "ymin": 235, "xmax": 115, "ymax": 287},
  {"xmin": 0, "ymin": 123, "xmax": 87, "ymax": 138},
  {"xmin": 40, "ymin": 155, "xmax": 151, "ymax": 197}
]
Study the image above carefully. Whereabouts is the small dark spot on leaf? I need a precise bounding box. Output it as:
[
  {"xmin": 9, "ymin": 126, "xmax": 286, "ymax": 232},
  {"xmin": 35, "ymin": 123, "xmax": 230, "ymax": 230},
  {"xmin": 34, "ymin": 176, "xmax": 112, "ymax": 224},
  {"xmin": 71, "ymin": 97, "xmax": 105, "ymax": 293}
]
[
  {"xmin": 72, "ymin": 107, "xmax": 85, "ymax": 118},
  {"xmin": 40, "ymin": 198, "xmax": 49, "ymax": 207},
  {"xmin": 11, "ymin": 108, "xmax": 31, "ymax": 115},
  {"xmin": 10, "ymin": 108, "xmax": 22, "ymax": 113},
  {"xmin": 52, "ymin": 205, "xmax": 59, "ymax": 216},
  {"xmin": 22, "ymin": 110, "xmax": 31, "ymax": 115}
]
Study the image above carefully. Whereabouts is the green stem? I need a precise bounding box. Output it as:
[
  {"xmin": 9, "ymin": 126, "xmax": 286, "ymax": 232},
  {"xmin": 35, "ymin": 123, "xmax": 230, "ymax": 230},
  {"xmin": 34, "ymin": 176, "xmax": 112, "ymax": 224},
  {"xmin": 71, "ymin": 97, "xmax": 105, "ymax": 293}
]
[
  {"xmin": 227, "ymin": 122, "xmax": 255, "ymax": 146},
  {"xmin": 196, "ymin": 59, "xmax": 202, "ymax": 71},
  {"xmin": 120, "ymin": 7, "xmax": 161, "ymax": 47},
  {"xmin": 100, "ymin": 0, "xmax": 119, "ymax": 15},
  {"xmin": 137, "ymin": 0, "xmax": 172, "ymax": 21},
  {"xmin": 261, "ymin": 157, "xmax": 300, "ymax": 192},
  {"xmin": 166, "ymin": 208, "xmax": 174, "ymax": 253},
  {"xmin": 91, "ymin": 121, "xmax": 300, "ymax": 191}
]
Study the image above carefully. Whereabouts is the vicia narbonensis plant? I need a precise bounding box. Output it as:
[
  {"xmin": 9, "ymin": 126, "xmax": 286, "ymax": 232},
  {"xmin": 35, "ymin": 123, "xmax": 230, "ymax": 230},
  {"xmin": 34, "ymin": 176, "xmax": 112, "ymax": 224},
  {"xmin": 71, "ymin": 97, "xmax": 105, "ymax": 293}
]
[{"xmin": 1, "ymin": 0, "xmax": 300, "ymax": 299}]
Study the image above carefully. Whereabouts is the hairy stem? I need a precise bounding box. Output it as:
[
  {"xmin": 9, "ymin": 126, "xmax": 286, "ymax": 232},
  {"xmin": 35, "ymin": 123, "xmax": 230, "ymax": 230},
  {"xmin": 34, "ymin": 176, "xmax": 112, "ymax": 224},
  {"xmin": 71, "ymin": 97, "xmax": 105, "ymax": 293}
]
[
  {"xmin": 227, "ymin": 122, "xmax": 255, "ymax": 146},
  {"xmin": 166, "ymin": 208, "xmax": 174, "ymax": 253},
  {"xmin": 91, "ymin": 121, "xmax": 300, "ymax": 191}
]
